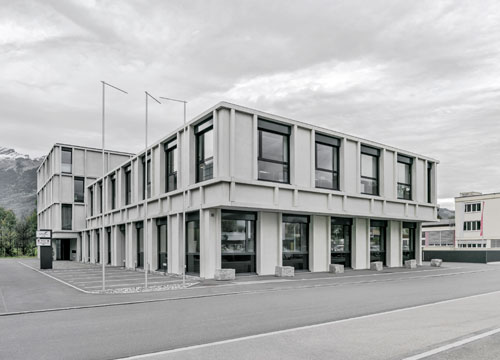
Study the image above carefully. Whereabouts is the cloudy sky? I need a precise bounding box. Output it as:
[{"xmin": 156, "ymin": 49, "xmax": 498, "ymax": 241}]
[{"xmin": 2, "ymin": 0, "xmax": 500, "ymax": 209}]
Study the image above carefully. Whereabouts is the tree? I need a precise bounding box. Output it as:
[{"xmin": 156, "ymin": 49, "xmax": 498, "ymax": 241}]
[{"xmin": 0, "ymin": 208, "xmax": 17, "ymax": 256}]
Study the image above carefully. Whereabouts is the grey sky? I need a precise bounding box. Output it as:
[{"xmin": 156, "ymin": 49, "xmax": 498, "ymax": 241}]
[{"xmin": 2, "ymin": 0, "xmax": 500, "ymax": 209}]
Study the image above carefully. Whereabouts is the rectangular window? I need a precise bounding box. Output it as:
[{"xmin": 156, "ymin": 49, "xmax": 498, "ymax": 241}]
[
  {"xmin": 125, "ymin": 165, "xmax": 131, "ymax": 205},
  {"xmin": 90, "ymin": 187, "xmax": 94, "ymax": 216},
  {"xmin": 397, "ymin": 155, "xmax": 413, "ymax": 200},
  {"xmin": 258, "ymin": 119, "xmax": 290, "ymax": 183},
  {"xmin": 465, "ymin": 203, "xmax": 481, "ymax": 213},
  {"xmin": 74, "ymin": 177, "xmax": 84, "ymax": 203},
  {"xmin": 157, "ymin": 217, "xmax": 168, "ymax": 271},
  {"xmin": 142, "ymin": 154, "xmax": 151, "ymax": 199},
  {"xmin": 315, "ymin": 134, "xmax": 340, "ymax": 190},
  {"xmin": 111, "ymin": 175, "xmax": 116, "ymax": 210},
  {"xmin": 136, "ymin": 222, "xmax": 144, "ymax": 268},
  {"xmin": 221, "ymin": 211, "xmax": 257, "ymax": 273},
  {"xmin": 165, "ymin": 139, "xmax": 177, "ymax": 192},
  {"xmin": 195, "ymin": 118, "xmax": 214, "ymax": 182},
  {"xmin": 98, "ymin": 181, "xmax": 103, "ymax": 213},
  {"xmin": 186, "ymin": 212, "xmax": 200, "ymax": 274},
  {"xmin": 360, "ymin": 145, "xmax": 380, "ymax": 195},
  {"xmin": 427, "ymin": 163, "xmax": 433, "ymax": 203},
  {"xmin": 464, "ymin": 221, "xmax": 482, "ymax": 231},
  {"xmin": 282, "ymin": 215, "xmax": 309, "ymax": 270},
  {"xmin": 61, "ymin": 147, "xmax": 72, "ymax": 173},
  {"xmin": 61, "ymin": 204, "xmax": 72, "ymax": 230}
]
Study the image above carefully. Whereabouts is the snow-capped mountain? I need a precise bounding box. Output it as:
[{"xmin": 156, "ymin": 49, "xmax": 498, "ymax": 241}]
[{"xmin": 0, "ymin": 147, "xmax": 43, "ymax": 217}]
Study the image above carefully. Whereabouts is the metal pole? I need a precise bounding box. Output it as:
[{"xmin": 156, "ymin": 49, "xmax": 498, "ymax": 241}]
[
  {"xmin": 101, "ymin": 81, "xmax": 106, "ymax": 291},
  {"xmin": 144, "ymin": 92, "xmax": 161, "ymax": 289},
  {"xmin": 100, "ymin": 81, "xmax": 127, "ymax": 292}
]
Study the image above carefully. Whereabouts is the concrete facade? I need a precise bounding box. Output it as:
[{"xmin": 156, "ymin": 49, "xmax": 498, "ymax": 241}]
[
  {"xmin": 76, "ymin": 102, "xmax": 438, "ymax": 279},
  {"xmin": 36, "ymin": 144, "xmax": 133, "ymax": 261}
]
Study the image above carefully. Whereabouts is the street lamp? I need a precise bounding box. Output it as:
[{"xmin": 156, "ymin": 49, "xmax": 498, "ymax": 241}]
[
  {"xmin": 101, "ymin": 81, "xmax": 127, "ymax": 291},
  {"xmin": 144, "ymin": 91, "xmax": 162, "ymax": 288}
]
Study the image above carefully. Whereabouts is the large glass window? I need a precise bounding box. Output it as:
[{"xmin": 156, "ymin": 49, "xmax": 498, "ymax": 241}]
[
  {"xmin": 111, "ymin": 175, "xmax": 116, "ymax": 210},
  {"xmin": 157, "ymin": 217, "xmax": 168, "ymax": 271},
  {"xmin": 90, "ymin": 188, "xmax": 94, "ymax": 216},
  {"xmin": 61, "ymin": 204, "xmax": 72, "ymax": 230},
  {"xmin": 427, "ymin": 163, "xmax": 433, "ymax": 203},
  {"xmin": 402, "ymin": 222, "xmax": 416, "ymax": 262},
  {"xmin": 61, "ymin": 147, "xmax": 72, "ymax": 173},
  {"xmin": 361, "ymin": 146, "xmax": 380, "ymax": 195},
  {"xmin": 195, "ymin": 119, "xmax": 214, "ymax": 182},
  {"xmin": 258, "ymin": 119, "xmax": 290, "ymax": 183},
  {"xmin": 136, "ymin": 222, "xmax": 144, "ymax": 268},
  {"xmin": 142, "ymin": 154, "xmax": 151, "ymax": 199},
  {"xmin": 186, "ymin": 213, "xmax": 200, "ymax": 274},
  {"xmin": 107, "ymin": 228, "xmax": 111, "ymax": 265},
  {"xmin": 165, "ymin": 139, "xmax": 177, "ymax": 192},
  {"xmin": 331, "ymin": 218, "xmax": 352, "ymax": 267},
  {"xmin": 221, "ymin": 211, "xmax": 256, "ymax": 273},
  {"xmin": 282, "ymin": 215, "xmax": 309, "ymax": 270},
  {"xmin": 315, "ymin": 134, "xmax": 340, "ymax": 190},
  {"xmin": 125, "ymin": 166, "xmax": 132, "ymax": 205},
  {"xmin": 74, "ymin": 177, "xmax": 84, "ymax": 203},
  {"xmin": 370, "ymin": 220, "xmax": 386, "ymax": 264},
  {"xmin": 96, "ymin": 230, "xmax": 100, "ymax": 264},
  {"xmin": 397, "ymin": 155, "xmax": 412, "ymax": 200}
]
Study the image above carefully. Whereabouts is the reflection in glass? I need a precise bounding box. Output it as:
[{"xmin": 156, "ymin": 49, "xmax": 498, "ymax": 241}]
[
  {"xmin": 258, "ymin": 160, "xmax": 289, "ymax": 183},
  {"xmin": 137, "ymin": 226, "xmax": 144, "ymax": 268},
  {"xmin": 186, "ymin": 218, "xmax": 200, "ymax": 274},
  {"xmin": 282, "ymin": 217, "xmax": 309, "ymax": 270},
  {"xmin": 158, "ymin": 224, "xmax": 167, "ymax": 270},
  {"xmin": 221, "ymin": 216, "xmax": 256, "ymax": 273},
  {"xmin": 331, "ymin": 222, "xmax": 351, "ymax": 267},
  {"xmin": 197, "ymin": 128, "xmax": 214, "ymax": 182},
  {"xmin": 258, "ymin": 129, "xmax": 289, "ymax": 183},
  {"xmin": 361, "ymin": 153, "xmax": 379, "ymax": 195}
]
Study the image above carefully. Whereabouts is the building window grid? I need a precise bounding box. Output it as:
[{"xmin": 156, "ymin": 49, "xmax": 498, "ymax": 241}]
[
  {"xmin": 360, "ymin": 146, "xmax": 380, "ymax": 196},
  {"xmin": 397, "ymin": 155, "xmax": 412, "ymax": 200},
  {"xmin": 463, "ymin": 221, "xmax": 481, "ymax": 231},
  {"xmin": 315, "ymin": 136, "xmax": 339, "ymax": 190},
  {"xmin": 465, "ymin": 203, "xmax": 481, "ymax": 213}
]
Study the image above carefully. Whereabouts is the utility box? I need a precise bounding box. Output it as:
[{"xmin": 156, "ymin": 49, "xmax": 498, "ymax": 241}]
[{"xmin": 37, "ymin": 230, "xmax": 53, "ymax": 270}]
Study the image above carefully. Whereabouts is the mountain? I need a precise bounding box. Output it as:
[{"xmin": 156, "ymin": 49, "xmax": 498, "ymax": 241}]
[
  {"xmin": 0, "ymin": 147, "xmax": 43, "ymax": 218},
  {"xmin": 437, "ymin": 207, "xmax": 455, "ymax": 220}
]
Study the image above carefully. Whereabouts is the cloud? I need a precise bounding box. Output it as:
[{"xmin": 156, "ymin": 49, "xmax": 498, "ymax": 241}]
[{"xmin": 1, "ymin": 0, "xmax": 500, "ymax": 207}]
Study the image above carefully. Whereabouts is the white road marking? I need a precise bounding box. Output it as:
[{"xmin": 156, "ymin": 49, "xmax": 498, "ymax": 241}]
[
  {"xmin": 402, "ymin": 327, "xmax": 500, "ymax": 360},
  {"xmin": 112, "ymin": 289, "xmax": 500, "ymax": 360}
]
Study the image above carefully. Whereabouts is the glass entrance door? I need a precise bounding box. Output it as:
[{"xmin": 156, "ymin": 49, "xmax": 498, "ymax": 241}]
[
  {"xmin": 282, "ymin": 215, "xmax": 309, "ymax": 271},
  {"xmin": 221, "ymin": 211, "xmax": 256, "ymax": 274},
  {"xmin": 331, "ymin": 218, "xmax": 352, "ymax": 268},
  {"xmin": 402, "ymin": 222, "xmax": 416, "ymax": 262},
  {"xmin": 107, "ymin": 228, "xmax": 111, "ymax": 265},
  {"xmin": 370, "ymin": 221, "xmax": 387, "ymax": 265},
  {"xmin": 157, "ymin": 217, "xmax": 168, "ymax": 271},
  {"xmin": 186, "ymin": 213, "xmax": 200, "ymax": 275},
  {"xmin": 136, "ymin": 222, "xmax": 144, "ymax": 268}
]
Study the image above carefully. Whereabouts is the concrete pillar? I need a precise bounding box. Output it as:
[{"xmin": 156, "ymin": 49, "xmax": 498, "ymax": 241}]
[
  {"xmin": 352, "ymin": 218, "xmax": 369, "ymax": 270},
  {"xmin": 257, "ymin": 211, "xmax": 280, "ymax": 275},
  {"xmin": 310, "ymin": 215, "xmax": 329, "ymax": 272},
  {"xmin": 200, "ymin": 208, "xmax": 217, "ymax": 279},
  {"xmin": 387, "ymin": 220, "xmax": 402, "ymax": 268},
  {"xmin": 168, "ymin": 214, "xmax": 182, "ymax": 275},
  {"xmin": 127, "ymin": 223, "xmax": 134, "ymax": 268},
  {"xmin": 147, "ymin": 218, "xmax": 155, "ymax": 272},
  {"xmin": 76, "ymin": 234, "xmax": 81, "ymax": 262},
  {"xmin": 90, "ymin": 230, "xmax": 95, "ymax": 264},
  {"xmin": 416, "ymin": 222, "xmax": 423, "ymax": 265}
]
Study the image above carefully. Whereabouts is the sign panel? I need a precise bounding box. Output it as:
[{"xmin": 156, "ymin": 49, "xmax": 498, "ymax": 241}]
[
  {"xmin": 36, "ymin": 238, "xmax": 52, "ymax": 247},
  {"xmin": 36, "ymin": 230, "xmax": 52, "ymax": 239}
]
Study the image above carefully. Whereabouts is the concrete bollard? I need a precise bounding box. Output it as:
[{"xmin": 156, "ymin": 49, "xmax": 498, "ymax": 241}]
[
  {"xmin": 430, "ymin": 259, "xmax": 443, "ymax": 267},
  {"xmin": 329, "ymin": 264, "xmax": 344, "ymax": 274},
  {"xmin": 214, "ymin": 268, "xmax": 236, "ymax": 281},
  {"xmin": 404, "ymin": 259, "xmax": 417, "ymax": 269},
  {"xmin": 370, "ymin": 261, "xmax": 383, "ymax": 271},
  {"xmin": 275, "ymin": 266, "xmax": 294, "ymax": 277}
]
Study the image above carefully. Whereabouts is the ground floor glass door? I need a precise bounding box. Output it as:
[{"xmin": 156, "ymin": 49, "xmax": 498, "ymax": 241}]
[
  {"xmin": 402, "ymin": 222, "xmax": 416, "ymax": 262},
  {"xmin": 370, "ymin": 220, "xmax": 387, "ymax": 265},
  {"xmin": 221, "ymin": 211, "xmax": 256, "ymax": 274},
  {"xmin": 96, "ymin": 231, "xmax": 100, "ymax": 264},
  {"xmin": 186, "ymin": 212, "xmax": 200, "ymax": 275},
  {"xmin": 157, "ymin": 217, "xmax": 168, "ymax": 271},
  {"xmin": 331, "ymin": 218, "xmax": 352, "ymax": 268},
  {"xmin": 282, "ymin": 215, "xmax": 309, "ymax": 271},
  {"xmin": 136, "ymin": 222, "xmax": 144, "ymax": 268},
  {"xmin": 107, "ymin": 228, "xmax": 111, "ymax": 265}
]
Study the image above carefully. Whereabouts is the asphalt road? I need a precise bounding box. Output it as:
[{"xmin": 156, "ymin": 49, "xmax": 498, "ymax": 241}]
[{"xmin": 2, "ymin": 259, "xmax": 500, "ymax": 359}]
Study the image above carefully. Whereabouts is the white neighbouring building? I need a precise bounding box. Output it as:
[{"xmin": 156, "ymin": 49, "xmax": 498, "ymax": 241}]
[
  {"xmin": 36, "ymin": 144, "xmax": 133, "ymax": 261},
  {"xmin": 38, "ymin": 102, "xmax": 439, "ymax": 278},
  {"xmin": 454, "ymin": 192, "xmax": 500, "ymax": 249}
]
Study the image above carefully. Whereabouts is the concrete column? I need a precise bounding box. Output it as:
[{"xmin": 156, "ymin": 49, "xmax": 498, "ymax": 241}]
[
  {"xmin": 310, "ymin": 215, "xmax": 329, "ymax": 272},
  {"xmin": 148, "ymin": 218, "xmax": 156, "ymax": 271},
  {"xmin": 127, "ymin": 223, "xmax": 134, "ymax": 268},
  {"xmin": 76, "ymin": 234, "xmax": 81, "ymax": 263},
  {"xmin": 257, "ymin": 211, "xmax": 280, "ymax": 275},
  {"xmin": 352, "ymin": 218, "xmax": 369, "ymax": 270},
  {"xmin": 416, "ymin": 222, "xmax": 423, "ymax": 265},
  {"xmin": 168, "ymin": 214, "xmax": 182, "ymax": 275},
  {"xmin": 90, "ymin": 230, "xmax": 95, "ymax": 264},
  {"xmin": 200, "ymin": 208, "xmax": 217, "ymax": 279},
  {"xmin": 387, "ymin": 220, "xmax": 402, "ymax": 268}
]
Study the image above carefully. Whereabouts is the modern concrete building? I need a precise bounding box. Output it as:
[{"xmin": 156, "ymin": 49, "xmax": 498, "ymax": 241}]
[
  {"xmin": 422, "ymin": 219, "xmax": 455, "ymax": 248},
  {"xmin": 455, "ymin": 192, "xmax": 500, "ymax": 248},
  {"xmin": 76, "ymin": 102, "xmax": 438, "ymax": 279},
  {"xmin": 36, "ymin": 144, "xmax": 133, "ymax": 261}
]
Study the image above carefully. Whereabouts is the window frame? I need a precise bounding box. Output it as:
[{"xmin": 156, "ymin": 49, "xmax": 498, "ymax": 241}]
[
  {"xmin": 315, "ymin": 134, "xmax": 340, "ymax": 190},
  {"xmin": 257, "ymin": 119, "xmax": 291, "ymax": 184},
  {"xmin": 141, "ymin": 153, "xmax": 152, "ymax": 200},
  {"xmin": 195, "ymin": 118, "xmax": 214, "ymax": 183},
  {"xmin": 74, "ymin": 177, "xmax": 85, "ymax": 203},
  {"xmin": 61, "ymin": 204, "xmax": 72, "ymax": 230},
  {"xmin": 165, "ymin": 138, "xmax": 178, "ymax": 192},
  {"xmin": 124, "ymin": 165, "xmax": 132, "ymax": 206},
  {"xmin": 397, "ymin": 154, "xmax": 413, "ymax": 200},
  {"xmin": 360, "ymin": 145, "xmax": 380, "ymax": 196},
  {"xmin": 427, "ymin": 162, "xmax": 433, "ymax": 203},
  {"xmin": 61, "ymin": 147, "xmax": 72, "ymax": 174},
  {"xmin": 111, "ymin": 175, "xmax": 116, "ymax": 210}
]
